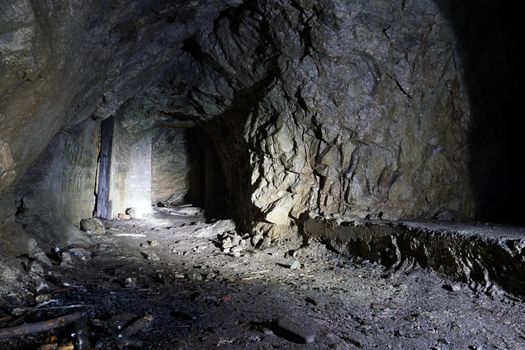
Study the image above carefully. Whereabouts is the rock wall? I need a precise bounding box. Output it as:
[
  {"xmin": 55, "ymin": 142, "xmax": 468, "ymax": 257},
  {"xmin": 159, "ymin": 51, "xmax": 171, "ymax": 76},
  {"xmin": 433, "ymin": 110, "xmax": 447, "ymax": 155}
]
[
  {"xmin": 152, "ymin": 128, "xmax": 190, "ymax": 205},
  {"xmin": 1, "ymin": 0, "xmax": 481, "ymax": 243},
  {"xmin": 162, "ymin": 0, "xmax": 473, "ymax": 237}
]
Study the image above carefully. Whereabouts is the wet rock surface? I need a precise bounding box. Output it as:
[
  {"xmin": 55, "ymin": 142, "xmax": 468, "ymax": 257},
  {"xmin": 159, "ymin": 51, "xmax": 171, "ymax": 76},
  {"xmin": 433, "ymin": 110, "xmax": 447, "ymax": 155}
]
[{"xmin": 1, "ymin": 210, "xmax": 524, "ymax": 349}]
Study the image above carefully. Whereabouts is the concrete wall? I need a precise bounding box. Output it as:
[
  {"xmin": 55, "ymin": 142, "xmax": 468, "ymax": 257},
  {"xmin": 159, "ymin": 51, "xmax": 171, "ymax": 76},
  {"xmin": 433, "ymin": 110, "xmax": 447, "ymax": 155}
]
[
  {"xmin": 108, "ymin": 111, "xmax": 152, "ymax": 218},
  {"xmin": 14, "ymin": 119, "xmax": 100, "ymax": 226},
  {"xmin": 152, "ymin": 128, "xmax": 190, "ymax": 205}
]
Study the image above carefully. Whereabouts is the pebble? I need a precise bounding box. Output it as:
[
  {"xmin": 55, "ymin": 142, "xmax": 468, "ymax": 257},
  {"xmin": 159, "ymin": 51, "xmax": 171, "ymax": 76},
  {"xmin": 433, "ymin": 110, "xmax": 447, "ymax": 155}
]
[
  {"xmin": 231, "ymin": 246, "xmax": 243, "ymax": 253},
  {"xmin": 141, "ymin": 251, "xmax": 160, "ymax": 261},
  {"xmin": 68, "ymin": 247, "xmax": 91, "ymax": 262},
  {"xmin": 124, "ymin": 277, "xmax": 137, "ymax": 288},
  {"xmin": 443, "ymin": 283, "xmax": 461, "ymax": 292},
  {"xmin": 61, "ymin": 252, "xmax": 73, "ymax": 267},
  {"xmin": 290, "ymin": 260, "xmax": 301, "ymax": 270},
  {"xmin": 252, "ymin": 235, "xmax": 264, "ymax": 247},
  {"xmin": 276, "ymin": 316, "xmax": 316, "ymax": 344},
  {"xmin": 118, "ymin": 213, "xmax": 131, "ymax": 220},
  {"xmin": 125, "ymin": 207, "xmax": 136, "ymax": 219}
]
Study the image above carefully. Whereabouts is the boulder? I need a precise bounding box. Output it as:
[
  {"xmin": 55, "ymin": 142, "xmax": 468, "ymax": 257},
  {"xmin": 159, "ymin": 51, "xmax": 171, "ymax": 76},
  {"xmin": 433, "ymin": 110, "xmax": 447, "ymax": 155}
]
[{"xmin": 79, "ymin": 218, "xmax": 105, "ymax": 235}]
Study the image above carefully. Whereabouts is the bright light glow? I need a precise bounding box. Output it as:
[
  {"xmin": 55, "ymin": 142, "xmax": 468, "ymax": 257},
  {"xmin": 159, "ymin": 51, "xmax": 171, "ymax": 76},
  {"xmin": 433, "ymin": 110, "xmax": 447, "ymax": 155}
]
[
  {"xmin": 129, "ymin": 202, "xmax": 152, "ymax": 218},
  {"xmin": 124, "ymin": 133, "xmax": 153, "ymax": 219}
]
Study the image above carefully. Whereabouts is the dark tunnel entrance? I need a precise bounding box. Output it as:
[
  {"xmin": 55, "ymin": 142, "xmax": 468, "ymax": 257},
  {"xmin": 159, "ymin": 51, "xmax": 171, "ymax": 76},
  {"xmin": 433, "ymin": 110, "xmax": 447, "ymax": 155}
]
[
  {"xmin": 151, "ymin": 125, "xmax": 229, "ymax": 220},
  {"xmin": 94, "ymin": 113, "xmax": 229, "ymax": 221},
  {"xmin": 437, "ymin": 0, "xmax": 522, "ymax": 225}
]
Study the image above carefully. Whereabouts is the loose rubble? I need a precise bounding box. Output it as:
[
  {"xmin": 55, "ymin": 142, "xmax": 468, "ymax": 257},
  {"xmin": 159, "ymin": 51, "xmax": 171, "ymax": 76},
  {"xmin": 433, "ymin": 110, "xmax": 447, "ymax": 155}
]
[{"xmin": 1, "ymin": 210, "xmax": 524, "ymax": 349}]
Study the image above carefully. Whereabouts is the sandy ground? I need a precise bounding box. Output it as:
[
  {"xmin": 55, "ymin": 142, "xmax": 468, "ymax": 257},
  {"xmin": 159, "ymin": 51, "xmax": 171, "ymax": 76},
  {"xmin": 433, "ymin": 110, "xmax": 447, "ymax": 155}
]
[{"xmin": 1, "ymin": 209, "xmax": 524, "ymax": 349}]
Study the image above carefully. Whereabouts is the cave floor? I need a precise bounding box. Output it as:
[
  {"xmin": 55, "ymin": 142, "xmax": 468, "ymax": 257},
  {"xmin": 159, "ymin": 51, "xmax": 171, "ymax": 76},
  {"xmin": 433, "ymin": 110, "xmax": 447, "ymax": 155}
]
[{"xmin": 1, "ymin": 211, "xmax": 524, "ymax": 349}]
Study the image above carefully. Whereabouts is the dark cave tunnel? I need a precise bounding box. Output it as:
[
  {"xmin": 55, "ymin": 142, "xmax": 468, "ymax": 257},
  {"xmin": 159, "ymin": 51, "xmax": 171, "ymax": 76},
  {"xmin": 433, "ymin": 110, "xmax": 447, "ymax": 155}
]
[
  {"xmin": 0, "ymin": 0, "xmax": 524, "ymax": 348},
  {"xmin": 1, "ymin": 0, "xmax": 522, "ymax": 234}
]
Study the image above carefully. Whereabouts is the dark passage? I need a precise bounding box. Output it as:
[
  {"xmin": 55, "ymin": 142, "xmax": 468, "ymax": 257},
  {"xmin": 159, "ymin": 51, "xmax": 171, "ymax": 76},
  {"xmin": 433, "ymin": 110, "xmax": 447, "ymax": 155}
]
[
  {"xmin": 151, "ymin": 125, "xmax": 229, "ymax": 220},
  {"xmin": 438, "ymin": 0, "xmax": 522, "ymax": 225}
]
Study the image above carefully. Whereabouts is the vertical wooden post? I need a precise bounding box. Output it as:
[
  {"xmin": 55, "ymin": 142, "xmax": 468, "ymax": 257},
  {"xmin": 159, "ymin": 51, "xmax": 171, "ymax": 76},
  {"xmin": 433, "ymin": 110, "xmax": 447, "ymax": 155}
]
[{"xmin": 95, "ymin": 116, "xmax": 114, "ymax": 219}]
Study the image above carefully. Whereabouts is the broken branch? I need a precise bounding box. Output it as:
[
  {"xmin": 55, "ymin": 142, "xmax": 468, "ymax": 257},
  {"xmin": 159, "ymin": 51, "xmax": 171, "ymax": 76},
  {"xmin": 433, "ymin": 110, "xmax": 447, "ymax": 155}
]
[{"xmin": 0, "ymin": 312, "xmax": 83, "ymax": 338}]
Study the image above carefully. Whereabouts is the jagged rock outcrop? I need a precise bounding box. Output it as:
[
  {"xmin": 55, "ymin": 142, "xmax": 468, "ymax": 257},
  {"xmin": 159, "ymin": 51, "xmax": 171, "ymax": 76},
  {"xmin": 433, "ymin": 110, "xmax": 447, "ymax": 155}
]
[
  {"xmin": 304, "ymin": 218, "xmax": 525, "ymax": 298},
  {"xmin": 160, "ymin": 0, "xmax": 473, "ymax": 237}
]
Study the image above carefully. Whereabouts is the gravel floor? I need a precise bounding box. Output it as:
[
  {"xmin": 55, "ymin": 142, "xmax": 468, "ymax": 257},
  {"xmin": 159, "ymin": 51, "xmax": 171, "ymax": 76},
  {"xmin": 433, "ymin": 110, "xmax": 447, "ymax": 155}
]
[{"xmin": 1, "ymin": 210, "xmax": 524, "ymax": 349}]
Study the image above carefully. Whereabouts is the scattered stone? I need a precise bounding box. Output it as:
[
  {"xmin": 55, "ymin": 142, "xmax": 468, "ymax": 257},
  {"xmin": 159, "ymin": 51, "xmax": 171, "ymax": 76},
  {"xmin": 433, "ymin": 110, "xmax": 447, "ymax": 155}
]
[
  {"xmin": 29, "ymin": 261, "xmax": 44, "ymax": 277},
  {"xmin": 123, "ymin": 277, "xmax": 137, "ymax": 288},
  {"xmin": 442, "ymin": 283, "xmax": 461, "ymax": 292},
  {"xmin": 231, "ymin": 235, "xmax": 241, "ymax": 247},
  {"xmin": 35, "ymin": 293, "xmax": 51, "ymax": 303},
  {"xmin": 60, "ymin": 252, "xmax": 73, "ymax": 267},
  {"xmin": 125, "ymin": 207, "xmax": 136, "ymax": 219},
  {"xmin": 222, "ymin": 238, "xmax": 233, "ymax": 249},
  {"xmin": 68, "ymin": 247, "xmax": 91, "ymax": 262},
  {"xmin": 231, "ymin": 246, "xmax": 243, "ymax": 253},
  {"xmin": 141, "ymin": 251, "xmax": 160, "ymax": 261},
  {"xmin": 275, "ymin": 316, "xmax": 316, "ymax": 344},
  {"xmin": 232, "ymin": 251, "xmax": 241, "ymax": 258},
  {"xmin": 289, "ymin": 260, "xmax": 301, "ymax": 270},
  {"xmin": 79, "ymin": 218, "xmax": 105, "ymax": 235},
  {"xmin": 251, "ymin": 235, "xmax": 264, "ymax": 248},
  {"xmin": 118, "ymin": 213, "xmax": 131, "ymax": 220}
]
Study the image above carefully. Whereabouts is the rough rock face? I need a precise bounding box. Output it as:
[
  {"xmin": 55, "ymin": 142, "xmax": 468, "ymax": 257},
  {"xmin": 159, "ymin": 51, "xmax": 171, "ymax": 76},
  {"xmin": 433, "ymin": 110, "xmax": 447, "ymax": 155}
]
[
  {"xmin": 160, "ymin": 0, "xmax": 472, "ymax": 236},
  {"xmin": 304, "ymin": 218, "xmax": 525, "ymax": 298},
  {"xmin": 2, "ymin": 0, "xmax": 473, "ymax": 242}
]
